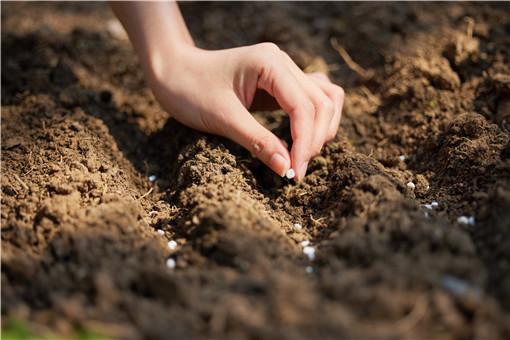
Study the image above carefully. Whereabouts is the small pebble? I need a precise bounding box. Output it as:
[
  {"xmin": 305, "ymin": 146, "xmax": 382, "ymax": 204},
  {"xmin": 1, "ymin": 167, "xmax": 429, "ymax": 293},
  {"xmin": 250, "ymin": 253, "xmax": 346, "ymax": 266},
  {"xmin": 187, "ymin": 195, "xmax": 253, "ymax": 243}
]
[
  {"xmin": 294, "ymin": 223, "xmax": 302, "ymax": 230},
  {"xmin": 457, "ymin": 216, "xmax": 469, "ymax": 225},
  {"xmin": 168, "ymin": 240, "xmax": 178, "ymax": 250},
  {"xmin": 286, "ymin": 169, "xmax": 295, "ymax": 179},
  {"xmin": 399, "ymin": 155, "xmax": 405, "ymax": 161},
  {"xmin": 306, "ymin": 266, "xmax": 313, "ymax": 274},
  {"xmin": 303, "ymin": 246, "xmax": 315, "ymax": 261},
  {"xmin": 301, "ymin": 240, "xmax": 310, "ymax": 247},
  {"xmin": 149, "ymin": 210, "xmax": 158, "ymax": 216},
  {"xmin": 149, "ymin": 175, "xmax": 156, "ymax": 182},
  {"xmin": 468, "ymin": 216, "xmax": 475, "ymax": 226},
  {"xmin": 407, "ymin": 182, "xmax": 415, "ymax": 189},
  {"xmin": 157, "ymin": 229, "xmax": 165, "ymax": 235},
  {"xmin": 166, "ymin": 258, "xmax": 176, "ymax": 269}
]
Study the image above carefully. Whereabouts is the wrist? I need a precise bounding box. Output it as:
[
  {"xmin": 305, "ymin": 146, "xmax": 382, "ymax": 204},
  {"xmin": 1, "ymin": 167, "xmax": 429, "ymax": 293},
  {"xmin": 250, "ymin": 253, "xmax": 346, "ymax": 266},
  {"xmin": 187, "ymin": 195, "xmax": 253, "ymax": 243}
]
[
  {"xmin": 110, "ymin": 1, "xmax": 195, "ymax": 84},
  {"xmin": 144, "ymin": 43, "xmax": 201, "ymax": 90}
]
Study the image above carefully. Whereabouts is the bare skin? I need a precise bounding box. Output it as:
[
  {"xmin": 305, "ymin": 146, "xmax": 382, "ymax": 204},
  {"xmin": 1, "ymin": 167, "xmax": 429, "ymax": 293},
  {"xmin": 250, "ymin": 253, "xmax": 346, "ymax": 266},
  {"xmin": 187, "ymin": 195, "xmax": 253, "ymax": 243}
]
[{"xmin": 110, "ymin": 1, "xmax": 344, "ymax": 180}]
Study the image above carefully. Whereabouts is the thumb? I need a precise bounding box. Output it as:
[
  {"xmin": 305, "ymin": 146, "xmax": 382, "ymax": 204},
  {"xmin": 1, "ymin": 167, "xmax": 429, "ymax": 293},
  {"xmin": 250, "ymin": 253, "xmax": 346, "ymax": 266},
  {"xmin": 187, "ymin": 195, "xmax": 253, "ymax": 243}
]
[{"xmin": 219, "ymin": 97, "xmax": 291, "ymax": 177}]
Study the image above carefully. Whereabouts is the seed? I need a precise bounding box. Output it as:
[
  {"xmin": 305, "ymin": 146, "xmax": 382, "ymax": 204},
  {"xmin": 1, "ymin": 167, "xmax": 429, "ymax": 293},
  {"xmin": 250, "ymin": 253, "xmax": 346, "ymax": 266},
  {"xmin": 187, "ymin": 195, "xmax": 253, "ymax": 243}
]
[
  {"xmin": 425, "ymin": 202, "xmax": 438, "ymax": 210},
  {"xmin": 168, "ymin": 240, "xmax": 178, "ymax": 250},
  {"xmin": 306, "ymin": 266, "xmax": 313, "ymax": 274},
  {"xmin": 407, "ymin": 182, "xmax": 415, "ymax": 189},
  {"xmin": 457, "ymin": 216, "xmax": 469, "ymax": 225},
  {"xmin": 303, "ymin": 246, "xmax": 315, "ymax": 261},
  {"xmin": 468, "ymin": 216, "xmax": 475, "ymax": 226},
  {"xmin": 166, "ymin": 258, "xmax": 176, "ymax": 269},
  {"xmin": 149, "ymin": 175, "xmax": 156, "ymax": 182},
  {"xmin": 294, "ymin": 223, "xmax": 302, "ymax": 230},
  {"xmin": 149, "ymin": 210, "xmax": 158, "ymax": 216},
  {"xmin": 399, "ymin": 155, "xmax": 405, "ymax": 161},
  {"xmin": 286, "ymin": 169, "xmax": 295, "ymax": 179},
  {"xmin": 441, "ymin": 275, "xmax": 481, "ymax": 297},
  {"xmin": 157, "ymin": 229, "xmax": 165, "ymax": 235},
  {"xmin": 301, "ymin": 240, "xmax": 310, "ymax": 247}
]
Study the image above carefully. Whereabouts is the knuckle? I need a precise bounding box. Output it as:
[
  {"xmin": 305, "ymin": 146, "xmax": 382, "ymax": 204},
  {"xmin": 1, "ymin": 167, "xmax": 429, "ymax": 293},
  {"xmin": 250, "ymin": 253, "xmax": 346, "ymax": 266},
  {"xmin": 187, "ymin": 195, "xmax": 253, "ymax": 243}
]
[
  {"xmin": 251, "ymin": 43, "xmax": 282, "ymax": 79},
  {"xmin": 326, "ymin": 131, "xmax": 337, "ymax": 143},
  {"xmin": 298, "ymin": 100, "xmax": 316, "ymax": 116},
  {"xmin": 304, "ymin": 101, "xmax": 315, "ymax": 115},
  {"xmin": 253, "ymin": 43, "xmax": 281, "ymax": 63},
  {"xmin": 318, "ymin": 98, "xmax": 335, "ymax": 114},
  {"xmin": 312, "ymin": 143, "xmax": 323, "ymax": 157},
  {"xmin": 288, "ymin": 100, "xmax": 315, "ymax": 118},
  {"xmin": 302, "ymin": 138, "xmax": 322, "ymax": 158},
  {"xmin": 258, "ymin": 42, "xmax": 281, "ymax": 55},
  {"xmin": 334, "ymin": 86, "xmax": 345, "ymax": 101},
  {"xmin": 248, "ymin": 134, "xmax": 271, "ymax": 159},
  {"xmin": 279, "ymin": 49, "xmax": 293, "ymax": 62}
]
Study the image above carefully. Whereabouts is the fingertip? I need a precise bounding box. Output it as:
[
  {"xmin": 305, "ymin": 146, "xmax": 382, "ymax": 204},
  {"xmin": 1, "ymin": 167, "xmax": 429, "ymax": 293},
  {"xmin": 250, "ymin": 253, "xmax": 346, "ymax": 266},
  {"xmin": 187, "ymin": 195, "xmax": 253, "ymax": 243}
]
[
  {"xmin": 290, "ymin": 145, "xmax": 310, "ymax": 182},
  {"xmin": 296, "ymin": 161, "xmax": 309, "ymax": 181},
  {"xmin": 270, "ymin": 153, "xmax": 290, "ymax": 177}
]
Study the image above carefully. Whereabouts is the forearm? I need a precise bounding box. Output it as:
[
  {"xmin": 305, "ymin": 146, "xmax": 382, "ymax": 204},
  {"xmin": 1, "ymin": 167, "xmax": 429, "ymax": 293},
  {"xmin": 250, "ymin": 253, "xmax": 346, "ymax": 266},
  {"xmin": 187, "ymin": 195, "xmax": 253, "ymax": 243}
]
[{"xmin": 109, "ymin": 1, "xmax": 194, "ymax": 78}]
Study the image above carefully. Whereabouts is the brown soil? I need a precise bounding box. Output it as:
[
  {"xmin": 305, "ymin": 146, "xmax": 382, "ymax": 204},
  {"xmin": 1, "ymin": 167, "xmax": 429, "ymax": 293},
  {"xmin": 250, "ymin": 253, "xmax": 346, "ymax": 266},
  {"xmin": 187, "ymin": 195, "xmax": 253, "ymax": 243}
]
[{"xmin": 2, "ymin": 2, "xmax": 510, "ymax": 339}]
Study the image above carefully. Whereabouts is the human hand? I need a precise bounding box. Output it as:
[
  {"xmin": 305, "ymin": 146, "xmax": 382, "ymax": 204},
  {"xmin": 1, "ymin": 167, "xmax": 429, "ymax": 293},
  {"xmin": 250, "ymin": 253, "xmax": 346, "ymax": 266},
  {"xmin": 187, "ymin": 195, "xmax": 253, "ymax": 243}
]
[{"xmin": 147, "ymin": 43, "xmax": 344, "ymax": 180}]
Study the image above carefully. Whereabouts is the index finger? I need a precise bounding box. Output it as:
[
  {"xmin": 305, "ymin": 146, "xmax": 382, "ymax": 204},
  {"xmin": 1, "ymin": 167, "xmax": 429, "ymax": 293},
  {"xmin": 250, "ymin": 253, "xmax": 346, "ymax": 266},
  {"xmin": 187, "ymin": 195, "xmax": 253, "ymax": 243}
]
[{"xmin": 248, "ymin": 43, "xmax": 319, "ymax": 180}]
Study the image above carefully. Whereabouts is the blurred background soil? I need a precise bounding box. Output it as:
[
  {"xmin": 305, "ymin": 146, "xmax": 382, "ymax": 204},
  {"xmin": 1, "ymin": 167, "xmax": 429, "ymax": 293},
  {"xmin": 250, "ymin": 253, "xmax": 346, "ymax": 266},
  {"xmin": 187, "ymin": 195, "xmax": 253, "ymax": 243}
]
[{"xmin": 2, "ymin": 1, "xmax": 510, "ymax": 339}]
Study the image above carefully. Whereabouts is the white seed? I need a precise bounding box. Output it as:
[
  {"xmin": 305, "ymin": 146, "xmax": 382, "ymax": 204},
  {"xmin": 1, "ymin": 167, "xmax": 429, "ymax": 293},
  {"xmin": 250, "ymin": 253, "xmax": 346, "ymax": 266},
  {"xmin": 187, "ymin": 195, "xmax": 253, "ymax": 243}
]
[
  {"xmin": 168, "ymin": 240, "xmax": 178, "ymax": 250},
  {"xmin": 431, "ymin": 202, "xmax": 439, "ymax": 207},
  {"xmin": 149, "ymin": 210, "xmax": 158, "ymax": 216},
  {"xmin": 457, "ymin": 216, "xmax": 469, "ymax": 225},
  {"xmin": 441, "ymin": 275, "xmax": 481, "ymax": 298},
  {"xmin": 426, "ymin": 185, "xmax": 430, "ymax": 190},
  {"xmin": 286, "ymin": 168, "xmax": 295, "ymax": 179},
  {"xmin": 149, "ymin": 175, "xmax": 156, "ymax": 182},
  {"xmin": 166, "ymin": 258, "xmax": 176, "ymax": 269},
  {"xmin": 468, "ymin": 216, "xmax": 475, "ymax": 226},
  {"xmin": 424, "ymin": 204, "xmax": 433, "ymax": 210},
  {"xmin": 407, "ymin": 182, "xmax": 415, "ymax": 189},
  {"xmin": 303, "ymin": 246, "xmax": 315, "ymax": 255},
  {"xmin": 306, "ymin": 266, "xmax": 313, "ymax": 274},
  {"xmin": 399, "ymin": 155, "xmax": 405, "ymax": 161},
  {"xmin": 157, "ymin": 229, "xmax": 165, "ymax": 235},
  {"xmin": 301, "ymin": 240, "xmax": 310, "ymax": 247},
  {"xmin": 294, "ymin": 223, "xmax": 302, "ymax": 230},
  {"xmin": 303, "ymin": 246, "xmax": 315, "ymax": 261}
]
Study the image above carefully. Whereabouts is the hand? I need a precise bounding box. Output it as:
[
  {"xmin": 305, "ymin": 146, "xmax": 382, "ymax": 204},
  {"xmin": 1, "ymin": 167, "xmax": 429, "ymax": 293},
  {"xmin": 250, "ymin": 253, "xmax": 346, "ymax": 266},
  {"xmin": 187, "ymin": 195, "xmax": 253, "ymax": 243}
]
[
  {"xmin": 146, "ymin": 43, "xmax": 344, "ymax": 180},
  {"xmin": 109, "ymin": 1, "xmax": 344, "ymax": 180}
]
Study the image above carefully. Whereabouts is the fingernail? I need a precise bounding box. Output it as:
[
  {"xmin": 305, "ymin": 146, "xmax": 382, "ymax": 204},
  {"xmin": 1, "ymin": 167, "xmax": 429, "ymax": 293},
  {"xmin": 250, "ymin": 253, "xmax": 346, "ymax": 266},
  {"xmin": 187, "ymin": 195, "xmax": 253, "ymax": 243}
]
[
  {"xmin": 270, "ymin": 153, "xmax": 289, "ymax": 177},
  {"xmin": 298, "ymin": 162, "xmax": 308, "ymax": 181}
]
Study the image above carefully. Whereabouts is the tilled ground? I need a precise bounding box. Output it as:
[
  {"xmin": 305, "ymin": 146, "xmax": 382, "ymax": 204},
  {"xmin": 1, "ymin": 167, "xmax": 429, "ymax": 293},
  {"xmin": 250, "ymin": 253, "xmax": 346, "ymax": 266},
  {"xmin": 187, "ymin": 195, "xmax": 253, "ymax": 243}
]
[{"xmin": 2, "ymin": 2, "xmax": 510, "ymax": 339}]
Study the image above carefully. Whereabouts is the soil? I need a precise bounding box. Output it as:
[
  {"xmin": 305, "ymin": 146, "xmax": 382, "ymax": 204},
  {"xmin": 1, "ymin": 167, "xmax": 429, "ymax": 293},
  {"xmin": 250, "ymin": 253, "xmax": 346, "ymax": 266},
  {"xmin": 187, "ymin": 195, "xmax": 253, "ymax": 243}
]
[{"xmin": 2, "ymin": 1, "xmax": 510, "ymax": 339}]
